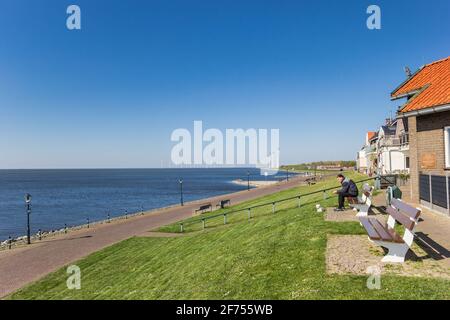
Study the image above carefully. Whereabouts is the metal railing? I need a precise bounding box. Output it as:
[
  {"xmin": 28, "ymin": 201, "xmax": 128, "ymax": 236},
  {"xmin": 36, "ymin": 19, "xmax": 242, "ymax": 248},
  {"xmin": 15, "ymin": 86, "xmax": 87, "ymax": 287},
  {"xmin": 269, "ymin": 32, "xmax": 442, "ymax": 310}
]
[
  {"xmin": 179, "ymin": 176, "xmax": 382, "ymax": 232},
  {"xmin": 377, "ymin": 133, "xmax": 409, "ymax": 148},
  {"xmin": 399, "ymin": 133, "xmax": 409, "ymax": 146}
]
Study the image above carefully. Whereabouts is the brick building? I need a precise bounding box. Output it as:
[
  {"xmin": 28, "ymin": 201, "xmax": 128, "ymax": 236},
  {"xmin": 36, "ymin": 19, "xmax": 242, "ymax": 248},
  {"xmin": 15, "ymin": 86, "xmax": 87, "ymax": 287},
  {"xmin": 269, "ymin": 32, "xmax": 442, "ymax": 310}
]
[{"xmin": 391, "ymin": 56, "xmax": 450, "ymax": 216}]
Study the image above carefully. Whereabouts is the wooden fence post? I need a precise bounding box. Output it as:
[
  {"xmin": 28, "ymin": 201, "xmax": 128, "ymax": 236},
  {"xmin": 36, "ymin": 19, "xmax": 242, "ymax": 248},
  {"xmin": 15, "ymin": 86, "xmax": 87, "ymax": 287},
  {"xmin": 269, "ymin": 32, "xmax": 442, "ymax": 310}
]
[
  {"xmin": 298, "ymin": 196, "xmax": 301, "ymax": 208},
  {"xmin": 248, "ymin": 208, "xmax": 251, "ymax": 219},
  {"xmin": 180, "ymin": 223, "xmax": 184, "ymax": 233}
]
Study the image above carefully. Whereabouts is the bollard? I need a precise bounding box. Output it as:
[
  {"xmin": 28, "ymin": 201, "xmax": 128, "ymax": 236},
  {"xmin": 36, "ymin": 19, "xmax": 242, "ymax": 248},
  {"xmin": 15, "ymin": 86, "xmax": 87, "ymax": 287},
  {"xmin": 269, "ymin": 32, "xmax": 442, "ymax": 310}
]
[
  {"xmin": 125, "ymin": 210, "xmax": 128, "ymax": 219},
  {"xmin": 107, "ymin": 213, "xmax": 110, "ymax": 223},
  {"xmin": 272, "ymin": 202, "xmax": 275, "ymax": 214},
  {"xmin": 180, "ymin": 223, "xmax": 184, "ymax": 233},
  {"xmin": 298, "ymin": 196, "xmax": 301, "ymax": 208},
  {"xmin": 224, "ymin": 214, "xmax": 227, "ymax": 225},
  {"xmin": 38, "ymin": 229, "xmax": 42, "ymax": 241},
  {"xmin": 248, "ymin": 208, "xmax": 251, "ymax": 219},
  {"xmin": 8, "ymin": 236, "xmax": 11, "ymax": 250},
  {"xmin": 64, "ymin": 224, "xmax": 67, "ymax": 234},
  {"xmin": 202, "ymin": 219, "xmax": 205, "ymax": 230}
]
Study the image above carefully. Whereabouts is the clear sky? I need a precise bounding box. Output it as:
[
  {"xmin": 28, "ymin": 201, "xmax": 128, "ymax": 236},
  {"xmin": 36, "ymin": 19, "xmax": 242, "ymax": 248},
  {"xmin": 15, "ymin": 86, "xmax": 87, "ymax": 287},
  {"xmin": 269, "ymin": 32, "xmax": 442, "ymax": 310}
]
[{"xmin": 0, "ymin": 0, "xmax": 449, "ymax": 169}]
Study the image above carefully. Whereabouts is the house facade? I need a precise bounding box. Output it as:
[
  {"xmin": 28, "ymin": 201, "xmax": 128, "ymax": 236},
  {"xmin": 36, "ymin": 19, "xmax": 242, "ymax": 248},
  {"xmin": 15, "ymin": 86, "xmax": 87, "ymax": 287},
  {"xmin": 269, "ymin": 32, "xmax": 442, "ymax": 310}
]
[
  {"xmin": 357, "ymin": 132, "xmax": 377, "ymax": 175},
  {"xmin": 357, "ymin": 120, "xmax": 409, "ymax": 176},
  {"xmin": 376, "ymin": 119, "xmax": 410, "ymax": 175},
  {"xmin": 391, "ymin": 56, "xmax": 450, "ymax": 216}
]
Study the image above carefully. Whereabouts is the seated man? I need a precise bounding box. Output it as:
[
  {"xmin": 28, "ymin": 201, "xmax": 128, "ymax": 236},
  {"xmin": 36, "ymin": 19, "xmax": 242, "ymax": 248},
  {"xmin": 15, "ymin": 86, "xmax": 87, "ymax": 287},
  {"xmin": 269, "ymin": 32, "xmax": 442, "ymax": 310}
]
[{"xmin": 332, "ymin": 174, "xmax": 358, "ymax": 211}]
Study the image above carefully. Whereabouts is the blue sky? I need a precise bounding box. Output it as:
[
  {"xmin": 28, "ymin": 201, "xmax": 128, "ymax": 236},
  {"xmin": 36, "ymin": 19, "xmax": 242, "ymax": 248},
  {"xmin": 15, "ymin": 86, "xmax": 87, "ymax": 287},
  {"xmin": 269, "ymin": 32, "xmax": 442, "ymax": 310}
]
[{"xmin": 0, "ymin": 0, "xmax": 449, "ymax": 169}]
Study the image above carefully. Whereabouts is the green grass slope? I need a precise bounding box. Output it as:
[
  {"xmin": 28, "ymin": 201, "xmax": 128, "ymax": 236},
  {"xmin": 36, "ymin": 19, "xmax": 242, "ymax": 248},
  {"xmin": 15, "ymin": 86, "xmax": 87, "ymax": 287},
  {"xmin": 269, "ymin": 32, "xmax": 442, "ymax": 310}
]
[{"xmin": 9, "ymin": 172, "xmax": 450, "ymax": 300}]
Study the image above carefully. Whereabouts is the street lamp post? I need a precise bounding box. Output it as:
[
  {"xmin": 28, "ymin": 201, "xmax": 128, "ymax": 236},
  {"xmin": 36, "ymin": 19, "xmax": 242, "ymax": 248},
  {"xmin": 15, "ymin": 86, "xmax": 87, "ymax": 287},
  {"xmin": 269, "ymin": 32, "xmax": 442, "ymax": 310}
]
[
  {"xmin": 25, "ymin": 193, "xmax": 32, "ymax": 245},
  {"xmin": 179, "ymin": 179, "xmax": 184, "ymax": 206}
]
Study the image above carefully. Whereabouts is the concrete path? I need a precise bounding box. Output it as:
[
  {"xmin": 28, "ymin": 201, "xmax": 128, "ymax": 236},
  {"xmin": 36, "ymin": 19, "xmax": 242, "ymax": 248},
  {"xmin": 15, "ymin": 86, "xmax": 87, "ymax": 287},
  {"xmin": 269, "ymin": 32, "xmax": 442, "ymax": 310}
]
[{"xmin": 0, "ymin": 175, "xmax": 308, "ymax": 298}]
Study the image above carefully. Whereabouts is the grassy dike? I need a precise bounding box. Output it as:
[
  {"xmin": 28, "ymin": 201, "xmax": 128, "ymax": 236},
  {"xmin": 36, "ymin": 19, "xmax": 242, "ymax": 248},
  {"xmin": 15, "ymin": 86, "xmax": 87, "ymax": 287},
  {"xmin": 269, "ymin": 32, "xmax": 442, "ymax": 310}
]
[{"xmin": 8, "ymin": 172, "xmax": 450, "ymax": 299}]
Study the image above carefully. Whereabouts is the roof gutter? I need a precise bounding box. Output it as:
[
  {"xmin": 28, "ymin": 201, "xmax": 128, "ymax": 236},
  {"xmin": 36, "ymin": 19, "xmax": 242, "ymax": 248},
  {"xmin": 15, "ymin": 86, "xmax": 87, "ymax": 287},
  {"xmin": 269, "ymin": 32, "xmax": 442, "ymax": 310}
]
[{"xmin": 397, "ymin": 103, "xmax": 450, "ymax": 118}]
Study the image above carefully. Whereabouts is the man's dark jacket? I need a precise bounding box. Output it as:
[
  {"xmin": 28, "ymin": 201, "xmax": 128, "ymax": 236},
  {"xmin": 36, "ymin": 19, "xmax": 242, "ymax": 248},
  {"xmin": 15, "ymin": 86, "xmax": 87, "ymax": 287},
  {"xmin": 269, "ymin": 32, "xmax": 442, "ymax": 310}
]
[{"xmin": 338, "ymin": 178, "xmax": 358, "ymax": 196}]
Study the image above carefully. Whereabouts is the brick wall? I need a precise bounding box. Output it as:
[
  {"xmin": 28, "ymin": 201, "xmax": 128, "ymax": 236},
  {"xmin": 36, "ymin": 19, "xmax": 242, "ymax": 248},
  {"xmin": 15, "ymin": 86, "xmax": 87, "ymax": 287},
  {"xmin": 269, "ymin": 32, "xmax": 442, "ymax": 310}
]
[{"xmin": 408, "ymin": 110, "xmax": 450, "ymax": 203}]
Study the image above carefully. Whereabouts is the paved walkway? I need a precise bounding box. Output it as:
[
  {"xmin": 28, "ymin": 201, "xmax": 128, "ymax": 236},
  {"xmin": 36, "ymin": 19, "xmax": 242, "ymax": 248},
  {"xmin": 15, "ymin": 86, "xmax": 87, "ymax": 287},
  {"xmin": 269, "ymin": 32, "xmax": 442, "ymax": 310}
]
[{"xmin": 0, "ymin": 175, "xmax": 308, "ymax": 298}]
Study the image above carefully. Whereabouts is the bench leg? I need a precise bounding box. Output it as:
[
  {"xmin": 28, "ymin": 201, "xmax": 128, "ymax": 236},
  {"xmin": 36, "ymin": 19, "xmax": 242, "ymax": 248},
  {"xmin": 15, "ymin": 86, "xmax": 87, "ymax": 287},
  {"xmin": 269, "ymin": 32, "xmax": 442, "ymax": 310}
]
[
  {"xmin": 374, "ymin": 241, "xmax": 409, "ymax": 263},
  {"xmin": 356, "ymin": 205, "xmax": 369, "ymax": 217},
  {"xmin": 351, "ymin": 204, "xmax": 369, "ymax": 217}
]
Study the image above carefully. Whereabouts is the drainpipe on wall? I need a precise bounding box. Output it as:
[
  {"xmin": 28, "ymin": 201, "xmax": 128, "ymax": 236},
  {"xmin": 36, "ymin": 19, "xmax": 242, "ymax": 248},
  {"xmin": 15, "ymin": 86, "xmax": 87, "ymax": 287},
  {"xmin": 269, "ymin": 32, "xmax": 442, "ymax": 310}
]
[
  {"xmin": 447, "ymin": 173, "xmax": 450, "ymax": 216},
  {"xmin": 429, "ymin": 175, "xmax": 433, "ymax": 208},
  {"xmin": 388, "ymin": 150, "xmax": 393, "ymax": 174}
]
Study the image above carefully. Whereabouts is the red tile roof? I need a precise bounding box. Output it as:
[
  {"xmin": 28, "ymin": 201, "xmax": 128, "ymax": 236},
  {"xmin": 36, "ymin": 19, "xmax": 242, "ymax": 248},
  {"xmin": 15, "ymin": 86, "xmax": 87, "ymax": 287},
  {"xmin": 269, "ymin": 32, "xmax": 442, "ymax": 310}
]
[
  {"xmin": 367, "ymin": 131, "xmax": 376, "ymax": 141},
  {"xmin": 391, "ymin": 56, "xmax": 450, "ymax": 113}
]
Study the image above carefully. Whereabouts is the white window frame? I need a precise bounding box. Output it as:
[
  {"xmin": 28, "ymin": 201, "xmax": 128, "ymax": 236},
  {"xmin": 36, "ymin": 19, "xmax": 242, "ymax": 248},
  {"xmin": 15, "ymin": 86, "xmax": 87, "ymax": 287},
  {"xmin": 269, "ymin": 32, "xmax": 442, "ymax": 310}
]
[{"xmin": 445, "ymin": 126, "xmax": 450, "ymax": 169}]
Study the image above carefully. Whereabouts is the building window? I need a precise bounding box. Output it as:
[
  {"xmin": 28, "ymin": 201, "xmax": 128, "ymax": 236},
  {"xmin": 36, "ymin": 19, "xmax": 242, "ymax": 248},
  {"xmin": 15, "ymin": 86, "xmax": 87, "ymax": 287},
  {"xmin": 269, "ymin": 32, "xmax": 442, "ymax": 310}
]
[
  {"xmin": 405, "ymin": 156, "xmax": 410, "ymax": 169},
  {"xmin": 445, "ymin": 127, "xmax": 450, "ymax": 168}
]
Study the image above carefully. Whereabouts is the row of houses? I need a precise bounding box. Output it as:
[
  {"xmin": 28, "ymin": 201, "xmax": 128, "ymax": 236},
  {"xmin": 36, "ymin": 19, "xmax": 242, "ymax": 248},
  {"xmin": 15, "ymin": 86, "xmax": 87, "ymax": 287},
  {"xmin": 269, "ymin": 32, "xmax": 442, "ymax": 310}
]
[
  {"xmin": 357, "ymin": 117, "xmax": 410, "ymax": 176},
  {"xmin": 357, "ymin": 56, "xmax": 450, "ymax": 216}
]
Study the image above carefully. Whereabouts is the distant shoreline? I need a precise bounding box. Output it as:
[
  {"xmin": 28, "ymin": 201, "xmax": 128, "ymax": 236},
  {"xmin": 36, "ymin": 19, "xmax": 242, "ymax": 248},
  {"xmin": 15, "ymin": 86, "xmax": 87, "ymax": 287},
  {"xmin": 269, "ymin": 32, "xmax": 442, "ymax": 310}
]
[{"xmin": 232, "ymin": 179, "xmax": 279, "ymax": 187}]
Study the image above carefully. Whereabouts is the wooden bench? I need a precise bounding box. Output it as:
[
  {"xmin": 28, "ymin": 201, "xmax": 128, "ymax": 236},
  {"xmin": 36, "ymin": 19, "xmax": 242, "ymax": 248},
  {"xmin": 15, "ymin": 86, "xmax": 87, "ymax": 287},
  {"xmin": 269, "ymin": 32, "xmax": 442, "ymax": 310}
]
[
  {"xmin": 216, "ymin": 199, "xmax": 231, "ymax": 209},
  {"xmin": 349, "ymin": 183, "xmax": 374, "ymax": 217},
  {"xmin": 195, "ymin": 203, "xmax": 212, "ymax": 214},
  {"xmin": 359, "ymin": 198, "xmax": 421, "ymax": 263}
]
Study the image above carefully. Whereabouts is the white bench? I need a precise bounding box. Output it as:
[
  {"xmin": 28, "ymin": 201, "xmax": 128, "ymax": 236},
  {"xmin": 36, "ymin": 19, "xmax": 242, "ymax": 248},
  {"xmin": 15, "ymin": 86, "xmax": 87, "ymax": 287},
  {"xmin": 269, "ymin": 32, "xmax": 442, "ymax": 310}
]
[
  {"xmin": 349, "ymin": 183, "xmax": 374, "ymax": 217},
  {"xmin": 359, "ymin": 198, "xmax": 421, "ymax": 263}
]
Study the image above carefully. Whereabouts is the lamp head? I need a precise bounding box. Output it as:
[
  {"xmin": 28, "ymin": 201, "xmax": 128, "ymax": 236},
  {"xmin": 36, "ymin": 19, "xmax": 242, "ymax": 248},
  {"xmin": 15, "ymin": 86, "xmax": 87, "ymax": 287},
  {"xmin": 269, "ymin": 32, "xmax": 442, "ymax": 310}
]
[{"xmin": 25, "ymin": 193, "xmax": 32, "ymax": 204}]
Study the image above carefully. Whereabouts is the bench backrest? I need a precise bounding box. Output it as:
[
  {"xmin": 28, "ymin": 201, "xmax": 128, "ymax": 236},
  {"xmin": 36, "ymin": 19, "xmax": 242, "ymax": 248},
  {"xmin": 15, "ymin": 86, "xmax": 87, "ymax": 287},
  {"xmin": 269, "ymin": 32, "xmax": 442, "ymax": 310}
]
[
  {"xmin": 360, "ymin": 184, "xmax": 374, "ymax": 205},
  {"xmin": 195, "ymin": 203, "xmax": 212, "ymax": 212},
  {"xmin": 386, "ymin": 198, "xmax": 421, "ymax": 246},
  {"xmin": 391, "ymin": 198, "xmax": 421, "ymax": 219}
]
